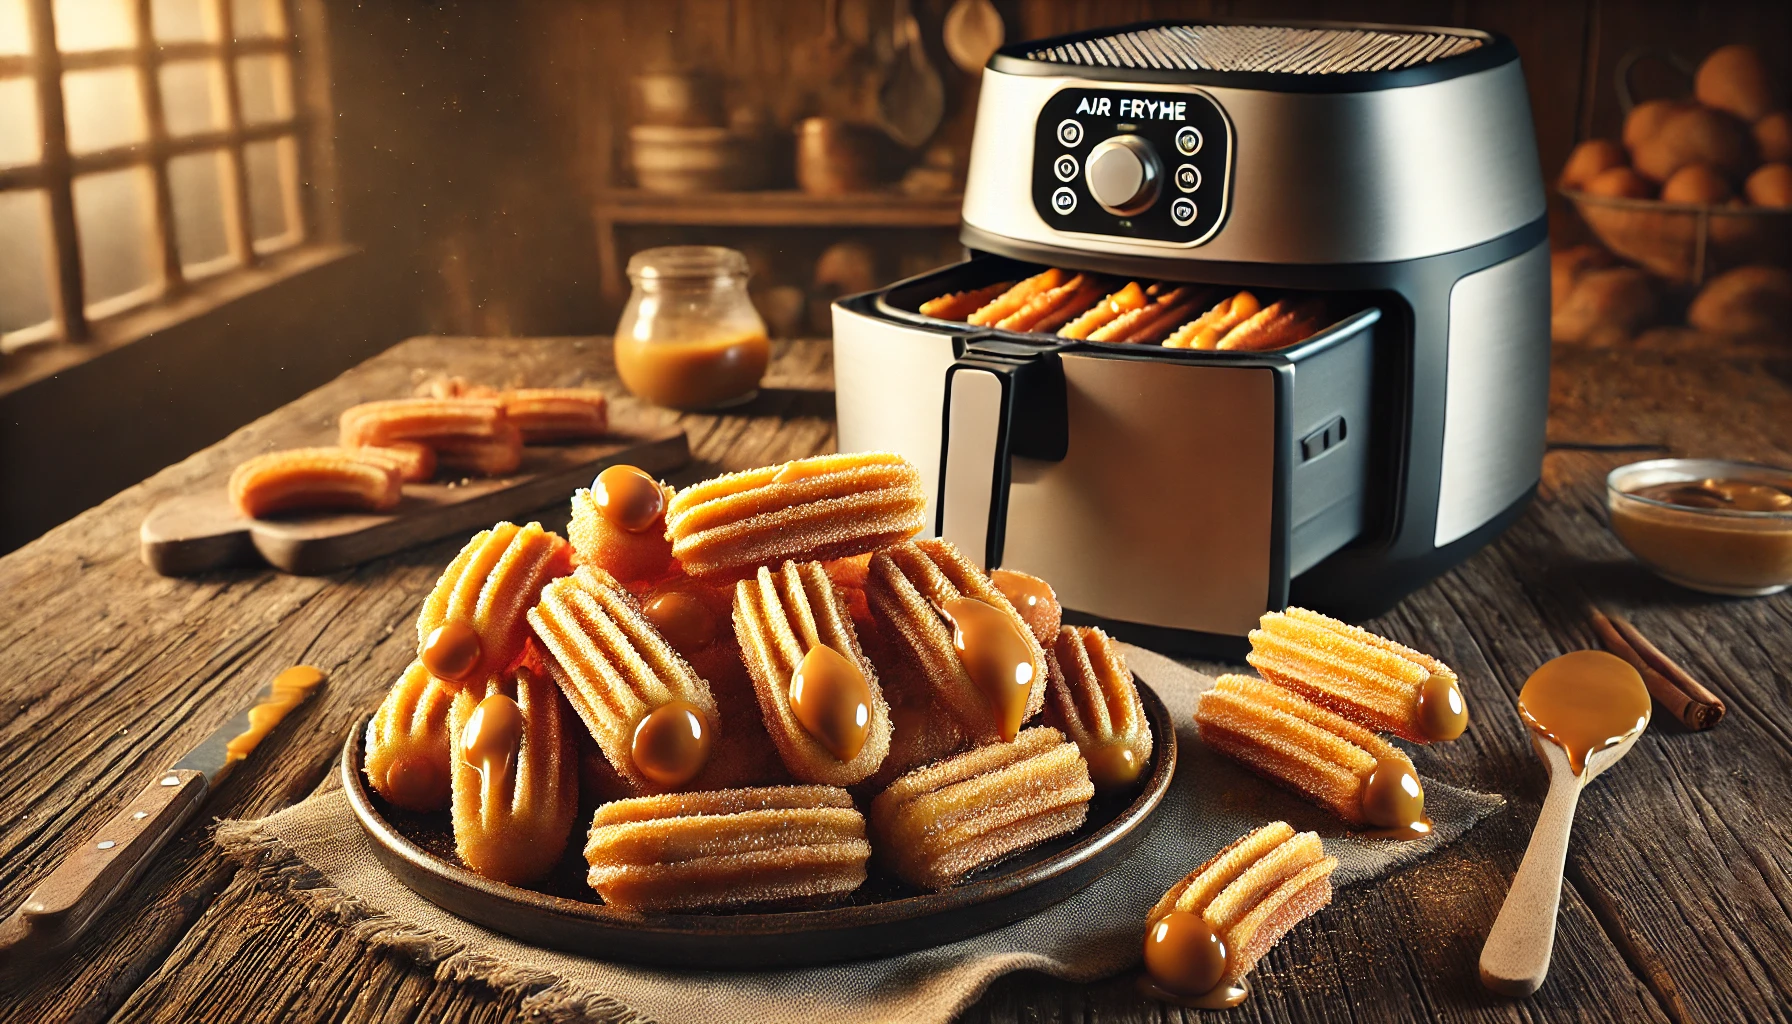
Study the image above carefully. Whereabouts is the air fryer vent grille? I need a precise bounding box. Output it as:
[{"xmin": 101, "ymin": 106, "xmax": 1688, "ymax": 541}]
[{"xmin": 1025, "ymin": 23, "xmax": 1484, "ymax": 75}]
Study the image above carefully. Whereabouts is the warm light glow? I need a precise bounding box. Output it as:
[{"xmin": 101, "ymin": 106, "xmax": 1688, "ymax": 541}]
[{"xmin": 52, "ymin": 0, "xmax": 136, "ymax": 52}]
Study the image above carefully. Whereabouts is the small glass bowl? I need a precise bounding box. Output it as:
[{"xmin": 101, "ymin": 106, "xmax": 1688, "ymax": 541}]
[{"xmin": 1606, "ymin": 458, "xmax": 1792, "ymax": 596}]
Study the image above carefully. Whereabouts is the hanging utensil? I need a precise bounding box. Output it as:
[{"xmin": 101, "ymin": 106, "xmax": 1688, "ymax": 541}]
[
  {"xmin": 943, "ymin": 0, "xmax": 1004, "ymax": 75},
  {"xmin": 878, "ymin": 0, "xmax": 945, "ymax": 148}
]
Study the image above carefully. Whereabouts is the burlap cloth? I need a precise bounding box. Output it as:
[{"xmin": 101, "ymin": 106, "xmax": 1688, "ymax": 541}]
[{"xmin": 214, "ymin": 645, "xmax": 1504, "ymax": 1023}]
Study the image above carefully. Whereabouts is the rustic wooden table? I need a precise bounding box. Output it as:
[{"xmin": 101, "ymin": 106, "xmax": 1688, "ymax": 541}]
[{"xmin": 2, "ymin": 336, "xmax": 1789, "ymax": 1024}]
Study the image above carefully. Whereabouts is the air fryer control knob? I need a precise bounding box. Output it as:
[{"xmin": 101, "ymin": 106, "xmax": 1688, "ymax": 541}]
[{"xmin": 1083, "ymin": 135, "xmax": 1161, "ymax": 216}]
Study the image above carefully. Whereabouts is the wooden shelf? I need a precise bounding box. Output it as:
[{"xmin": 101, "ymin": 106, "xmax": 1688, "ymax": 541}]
[{"xmin": 594, "ymin": 188, "xmax": 963, "ymax": 228}]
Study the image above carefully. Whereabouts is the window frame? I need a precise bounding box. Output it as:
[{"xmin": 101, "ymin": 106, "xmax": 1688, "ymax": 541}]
[{"xmin": 0, "ymin": 0, "xmax": 340, "ymax": 355}]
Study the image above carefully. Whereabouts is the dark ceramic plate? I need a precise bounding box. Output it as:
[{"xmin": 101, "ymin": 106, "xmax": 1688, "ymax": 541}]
[{"xmin": 341, "ymin": 681, "xmax": 1175, "ymax": 969}]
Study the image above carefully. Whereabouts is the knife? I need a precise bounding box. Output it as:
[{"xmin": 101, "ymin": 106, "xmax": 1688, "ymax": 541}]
[{"xmin": 0, "ymin": 665, "xmax": 325, "ymax": 967}]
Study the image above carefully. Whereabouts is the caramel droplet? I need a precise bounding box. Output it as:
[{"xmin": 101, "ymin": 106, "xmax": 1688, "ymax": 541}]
[
  {"xmin": 788, "ymin": 645, "xmax": 873, "ymax": 762},
  {"xmin": 1518, "ymin": 650, "xmax": 1651, "ymax": 774},
  {"xmin": 631, "ymin": 699, "xmax": 711, "ymax": 786},
  {"xmin": 1360, "ymin": 756, "xmax": 1426, "ymax": 832},
  {"xmin": 990, "ymin": 569, "xmax": 1053, "ymax": 615},
  {"xmin": 1415, "ymin": 673, "xmax": 1469, "ymax": 741},
  {"xmin": 643, "ymin": 589, "xmax": 717, "ymax": 653},
  {"xmin": 461, "ymin": 693, "xmax": 525, "ymax": 780},
  {"xmin": 383, "ymin": 751, "xmax": 448, "ymax": 810},
  {"xmin": 594, "ymin": 464, "xmax": 667, "ymax": 533},
  {"xmin": 1083, "ymin": 742, "xmax": 1145, "ymax": 788},
  {"xmin": 940, "ymin": 596, "xmax": 1036, "ymax": 741},
  {"xmin": 422, "ymin": 621, "xmax": 482, "ymax": 682},
  {"xmin": 1143, "ymin": 910, "xmax": 1229, "ymax": 999}
]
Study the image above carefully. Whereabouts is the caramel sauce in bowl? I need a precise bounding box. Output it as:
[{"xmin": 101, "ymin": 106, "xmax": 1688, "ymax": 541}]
[{"xmin": 1607, "ymin": 458, "xmax": 1792, "ymax": 596}]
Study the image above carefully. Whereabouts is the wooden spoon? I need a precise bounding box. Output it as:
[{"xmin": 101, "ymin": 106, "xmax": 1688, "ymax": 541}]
[
  {"xmin": 1480, "ymin": 652, "xmax": 1650, "ymax": 996},
  {"xmin": 943, "ymin": 0, "xmax": 1003, "ymax": 74}
]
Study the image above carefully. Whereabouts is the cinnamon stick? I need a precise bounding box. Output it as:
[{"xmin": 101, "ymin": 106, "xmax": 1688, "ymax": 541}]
[{"xmin": 1588, "ymin": 607, "xmax": 1725, "ymax": 730}]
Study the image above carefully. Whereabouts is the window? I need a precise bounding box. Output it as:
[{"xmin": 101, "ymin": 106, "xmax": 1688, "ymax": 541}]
[{"xmin": 0, "ymin": 0, "xmax": 321, "ymax": 353}]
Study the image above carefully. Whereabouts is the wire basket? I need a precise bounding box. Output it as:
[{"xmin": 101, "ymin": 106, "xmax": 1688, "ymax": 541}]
[{"xmin": 1565, "ymin": 189, "xmax": 1792, "ymax": 287}]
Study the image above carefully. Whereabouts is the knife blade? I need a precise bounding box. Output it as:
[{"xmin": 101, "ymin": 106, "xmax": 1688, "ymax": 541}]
[{"xmin": 0, "ymin": 665, "xmax": 325, "ymax": 969}]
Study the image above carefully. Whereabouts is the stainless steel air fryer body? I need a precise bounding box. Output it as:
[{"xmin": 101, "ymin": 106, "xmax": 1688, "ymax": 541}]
[{"xmin": 831, "ymin": 20, "xmax": 1551, "ymax": 652}]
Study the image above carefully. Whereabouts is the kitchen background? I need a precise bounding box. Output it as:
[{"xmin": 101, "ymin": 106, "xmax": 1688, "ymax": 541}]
[{"xmin": 0, "ymin": 0, "xmax": 1786, "ymax": 552}]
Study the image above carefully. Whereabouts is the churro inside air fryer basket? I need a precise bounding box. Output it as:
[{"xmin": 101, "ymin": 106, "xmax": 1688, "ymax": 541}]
[{"xmin": 900, "ymin": 262, "xmax": 1367, "ymax": 354}]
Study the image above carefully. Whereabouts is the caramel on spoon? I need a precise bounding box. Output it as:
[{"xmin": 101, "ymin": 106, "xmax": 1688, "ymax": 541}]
[{"xmin": 1480, "ymin": 651, "xmax": 1650, "ymax": 996}]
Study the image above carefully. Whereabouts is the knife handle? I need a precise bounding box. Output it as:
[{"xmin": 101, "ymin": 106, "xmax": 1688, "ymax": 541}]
[{"xmin": 0, "ymin": 768, "xmax": 207, "ymax": 964}]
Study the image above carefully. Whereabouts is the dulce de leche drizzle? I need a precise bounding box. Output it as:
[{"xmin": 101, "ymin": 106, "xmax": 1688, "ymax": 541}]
[
  {"xmin": 1414, "ymin": 673, "xmax": 1469, "ymax": 742},
  {"xmin": 989, "ymin": 569, "xmax": 1053, "ymax": 618},
  {"xmin": 461, "ymin": 692, "xmax": 525, "ymax": 781},
  {"xmin": 939, "ymin": 596, "xmax": 1036, "ymax": 741},
  {"xmin": 643, "ymin": 589, "xmax": 717, "ymax": 652},
  {"xmin": 1083, "ymin": 743, "xmax": 1145, "ymax": 788},
  {"xmin": 1518, "ymin": 650, "xmax": 1651, "ymax": 774},
  {"xmin": 631, "ymin": 699, "xmax": 711, "ymax": 786},
  {"xmin": 421, "ymin": 621, "xmax": 482, "ymax": 682},
  {"xmin": 383, "ymin": 751, "xmax": 448, "ymax": 810},
  {"xmin": 1139, "ymin": 910, "xmax": 1249, "ymax": 1009},
  {"xmin": 788, "ymin": 645, "xmax": 873, "ymax": 761},
  {"xmin": 224, "ymin": 665, "xmax": 325, "ymax": 761},
  {"xmin": 1358, "ymin": 757, "xmax": 1432, "ymax": 840},
  {"xmin": 594, "ymin": 464, "xmax": 667, "ymax": 533},
  {"xmin": 771, "ymin": 459, "xmax": 834, "ymax": 485}
]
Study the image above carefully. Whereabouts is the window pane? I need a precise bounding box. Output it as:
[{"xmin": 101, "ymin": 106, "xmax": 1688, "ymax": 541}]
[
  {"xmin": 53, "ymin": 0, "xmax": 136, "ymax": 51},
  {"xmin": 167, "ymin": 148, "xmax": 233, "ymax": 274},
  {"xmin": 0, "ymin": 0, "xmax": 29, "ymax": 56},
  {"xmin": 0, "ymin": 189, "xmax": 51, "ymax": 334},
  {"xmin": 234, "ymin": 53, "xmax": 291, "ymax": 124},
  {"xmin": 73, "ymin": 166, "xmax": 157, "ymax": 313},
  {"xmin": 151, "ymin": 0, "xmax": 217, "ymax": 42},
  {"xmin": 0, "ymin": 76, "xmax": 39, "ymax": 167},
  {"xmin": 230, "ymin": 0, "xmax": 284, "ymax": 39},
  {"xmin": 159, "ymin": 60, "xmax": 224, "ymax": 136},
  {"xmin": 62, "ymin": 67, "xmax": 145, "ymax": 153},
  {"xmin": 244, "ymin": 134, "xmax": 297, "ymax": 248}
]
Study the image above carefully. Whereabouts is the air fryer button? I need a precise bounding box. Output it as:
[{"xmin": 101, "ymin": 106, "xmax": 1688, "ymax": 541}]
[
  {"xmin": 1175, "ymin": 164, "xmax": 1201, "ymax": 192},
  {"xmin": 1057, "ymin": 119, "xmax": 1084, "ymax": 147},
  {"xmin": 1170, "ymin": 197, "xmax": 1197, "ymax": 226},
  {"xmin": 1051, "ymin": 187, "xmax": 1077, "ymax": 215},
  {"xmin": 1174, "ymin": 126, "xmax": 1202, "ymax": 156},
  {"xmin": 1053, "ymin": 154, "xmax": 1079, "ymax": 182}
]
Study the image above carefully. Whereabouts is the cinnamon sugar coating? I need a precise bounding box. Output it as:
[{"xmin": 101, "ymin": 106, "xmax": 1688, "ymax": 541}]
[
  {"xmin": 1147, "ymin": 821, "xmax": 1338, "ymax": 986},
  {"xmin": 526, "ymin": 566, "xmax": 719, "ymax": 790},
  {"xmin": 448, "ymin": 667, "xmax": 579, "ymax": 884},
  {"xmin": 733, "ymin": 560, "xmax": 892, "ymax": 785},
  {"xmin": 1248, "ymin": 607, "xmax": 1465, "ymax": 743},
  {"xmin": 663, "ymin": 452, "xmax": 927, "ymax": 579},
  {"xmin": 364, "ymin": 660, "xmax": 457, "ymax": 812},
  {"xmin": 1194, "ymin": 674, "xmax": 1421, "ymax": 827},
  {"xmin": 1044, "ymin": 626, "xmax": 1153, "ymax": 789},
  {"xmin": 865, "ymin": 539, "xmax": 1048, "ymax": 743},
  {"xmin": 417, "ymin": 521, "xmax": 572, "ymax": 684},
  {"xmin": 869, "ymin": 726, "xmax": 1093, "ymax": 890},
  {"xmin": 584, "ymin": 785, "xmax": 869, "ymax": 911}
]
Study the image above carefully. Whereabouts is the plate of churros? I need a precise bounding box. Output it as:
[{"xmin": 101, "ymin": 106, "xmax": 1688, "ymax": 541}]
[{"xmin": 343, "ymin": 451, "xmax": 1177, "ymax": 967}]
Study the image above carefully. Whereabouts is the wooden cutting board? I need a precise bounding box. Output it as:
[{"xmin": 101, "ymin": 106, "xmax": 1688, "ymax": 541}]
[{"xmin": 139, "ymin": 426, "xmax": 689, "ymax": 576}]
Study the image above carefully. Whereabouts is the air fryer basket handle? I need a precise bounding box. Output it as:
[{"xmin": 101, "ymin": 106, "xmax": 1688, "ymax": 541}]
[{"xmin": 936, "ymin": 343, "xmax": 1068, "ymax": 569}]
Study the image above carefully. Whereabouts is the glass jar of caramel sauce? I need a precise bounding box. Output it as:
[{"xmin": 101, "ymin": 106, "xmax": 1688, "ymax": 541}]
[
  {"xmin": 614, "ymin": 246, "xmax": 770, "ymax": 410},
  {"xmin": 1607, "ymin": 459, "xmax": 1792, "ymax": 596}
]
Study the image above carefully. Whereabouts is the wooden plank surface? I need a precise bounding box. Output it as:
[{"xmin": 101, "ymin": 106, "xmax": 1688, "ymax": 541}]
[{"xmin": 0, "ymin": 336, "xmax": 1788, "ymax": 1024}]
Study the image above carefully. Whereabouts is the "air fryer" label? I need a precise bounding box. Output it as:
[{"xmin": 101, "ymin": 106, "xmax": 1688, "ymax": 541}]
[{"xmin": 1034, "ymin": 87, "xmax": 1232, "ymax": 245}]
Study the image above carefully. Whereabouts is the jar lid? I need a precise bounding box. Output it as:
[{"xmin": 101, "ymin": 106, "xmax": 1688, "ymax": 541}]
[{"xmin": 627, "ymin": 245, "xmax": 750, "ymax": 281}]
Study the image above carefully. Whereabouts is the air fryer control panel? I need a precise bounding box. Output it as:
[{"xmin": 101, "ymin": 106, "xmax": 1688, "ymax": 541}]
[{"xmin": 1031, "ymin": 87, "xmax": 1231, "ymax": 245}]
